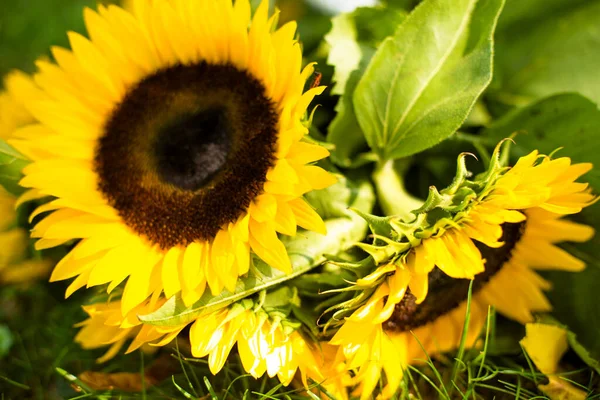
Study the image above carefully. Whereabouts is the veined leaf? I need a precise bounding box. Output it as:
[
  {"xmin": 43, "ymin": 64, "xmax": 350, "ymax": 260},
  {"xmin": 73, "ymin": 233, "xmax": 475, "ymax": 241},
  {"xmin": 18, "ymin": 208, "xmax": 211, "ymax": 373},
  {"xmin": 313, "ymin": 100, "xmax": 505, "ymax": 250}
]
[
  {"xmin": 326, "ymin": 7, "xmax": 406, "ymax": 167},
  {"xmin": 138, "ymin": 178, "xmax": 375, "ymax": 326},
  {"xmin": 353, "ymin": 0, "xmax": 504, "ymax": 161}
]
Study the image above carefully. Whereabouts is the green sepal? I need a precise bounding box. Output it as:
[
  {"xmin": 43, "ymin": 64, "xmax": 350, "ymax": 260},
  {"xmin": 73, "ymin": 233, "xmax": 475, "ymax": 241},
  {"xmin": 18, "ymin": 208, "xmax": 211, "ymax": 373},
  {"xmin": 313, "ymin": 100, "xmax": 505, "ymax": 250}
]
[{"xmin": 349, "ymin": 208, "xmax": 395, "ymax": 240}]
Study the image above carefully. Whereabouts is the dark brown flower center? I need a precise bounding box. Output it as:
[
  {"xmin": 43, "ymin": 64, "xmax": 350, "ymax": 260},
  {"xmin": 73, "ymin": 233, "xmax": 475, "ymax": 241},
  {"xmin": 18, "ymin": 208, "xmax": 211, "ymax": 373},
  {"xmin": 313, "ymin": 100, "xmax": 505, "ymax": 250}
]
[
  {"xmin": 95, "ymin": 62, "xmax": 278, "ymax": 249},
  {"xmin": 383, "ymin": 221, "xmax": 526, "ymax": 332}
]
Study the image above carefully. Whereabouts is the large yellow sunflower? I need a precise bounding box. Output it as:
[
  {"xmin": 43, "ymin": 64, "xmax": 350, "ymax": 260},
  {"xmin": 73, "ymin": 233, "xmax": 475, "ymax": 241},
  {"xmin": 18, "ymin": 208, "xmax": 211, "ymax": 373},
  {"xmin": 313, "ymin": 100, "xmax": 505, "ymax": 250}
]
[
  {"xmin": 0, "ymin": 71, "xmax": 52, "ymax": 284},
  {"xmin": 9, "ymin": 0, "xmax": 335, "ymax": 315},
  {"xmin": 326, "ymin": 149, "xmax": 595, "ymax": 399}
]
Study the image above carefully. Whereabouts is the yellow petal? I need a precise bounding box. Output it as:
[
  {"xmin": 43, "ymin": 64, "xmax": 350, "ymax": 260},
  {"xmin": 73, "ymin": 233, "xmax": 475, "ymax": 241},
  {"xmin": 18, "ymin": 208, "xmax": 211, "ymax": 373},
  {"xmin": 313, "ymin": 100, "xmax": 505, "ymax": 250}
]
[
  {"xmin": 161, "ymin": 246, "xmax": 182, "ymax": 298},
  {"xmin": 288, "ymin": 198, "xmax": 326, "ymax": 234},
  {"xmin": 520, "ymin": 323, "xmax": 568, "ymax": 375},
  {"xmin": 249, "ymin": 219, "xmax": 291, "ymax": 273}
]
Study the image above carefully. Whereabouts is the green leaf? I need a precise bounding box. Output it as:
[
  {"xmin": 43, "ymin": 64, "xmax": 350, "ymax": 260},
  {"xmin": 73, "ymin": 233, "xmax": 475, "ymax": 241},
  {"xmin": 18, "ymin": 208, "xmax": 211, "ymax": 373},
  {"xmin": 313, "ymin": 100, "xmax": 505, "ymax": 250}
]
[
  {"xmin": 325, "ymin": 7, "xmax": 406, "ymax": 167},
  {"xmin": 0, "ymin": 324, "xmax": 13, "ymax": 358},
  {"xmin": 353, "ymin": 0, "xmax": 504, "ymax": 162},
  {"xmin": 0, "ymin": 138, "xmax": 29, "ymax": 195},
  {"xmin": 325, "ymin": 12, "xmax": 362, "ymax": 96},
  {"xmin": 138, "ymin": 178, "xmax": 375, "ymax": 326},
  {"xmin": 492, "ymin": 0, "xmax": 600, "ymax": 108}
]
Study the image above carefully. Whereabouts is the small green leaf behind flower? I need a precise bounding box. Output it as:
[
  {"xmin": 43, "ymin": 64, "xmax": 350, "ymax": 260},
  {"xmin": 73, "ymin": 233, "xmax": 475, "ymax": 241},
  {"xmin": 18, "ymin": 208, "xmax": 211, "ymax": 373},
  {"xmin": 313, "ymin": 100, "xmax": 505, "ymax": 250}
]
[{"xmin": 0, "ymin": 137, "xmax": 29, "ymax": 195}]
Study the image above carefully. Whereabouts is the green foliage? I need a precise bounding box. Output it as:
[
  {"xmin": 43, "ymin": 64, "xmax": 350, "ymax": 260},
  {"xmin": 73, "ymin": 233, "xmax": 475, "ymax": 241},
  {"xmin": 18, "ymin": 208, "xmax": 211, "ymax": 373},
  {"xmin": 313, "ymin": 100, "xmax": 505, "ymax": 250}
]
[
  {"xmin": 353, "ymin": 0, "xmax": 504, "ymax": 162},
  {"xmin": 0, "ymin": 138, "xmax": 29, "ymax": 195},
  {"xmin": 0, "ymin": 0, "xmax": 120, "ymax": 78},
  {"xmin": 326, "ymin": 6, "xmax": 406, "ymax": 167},
  {"xmin": 492, "ymin": 0, "xmax": 600, "ymax": 108},
  {"xmin": 483, "ymin": 93, "xmax": 600, "ymax": 189},
  {"xmin": 0, "ymin": 324, "xmax": 12, "ymax": 357}
]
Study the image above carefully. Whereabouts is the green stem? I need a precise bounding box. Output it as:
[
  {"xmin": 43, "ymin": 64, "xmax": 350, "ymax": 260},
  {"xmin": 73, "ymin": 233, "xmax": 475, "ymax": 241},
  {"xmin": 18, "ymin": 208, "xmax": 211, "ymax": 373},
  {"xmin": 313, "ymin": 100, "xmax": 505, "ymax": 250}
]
[{"xmin": 373, "ymin": 159, "xmax": 423, "ymax": 219}]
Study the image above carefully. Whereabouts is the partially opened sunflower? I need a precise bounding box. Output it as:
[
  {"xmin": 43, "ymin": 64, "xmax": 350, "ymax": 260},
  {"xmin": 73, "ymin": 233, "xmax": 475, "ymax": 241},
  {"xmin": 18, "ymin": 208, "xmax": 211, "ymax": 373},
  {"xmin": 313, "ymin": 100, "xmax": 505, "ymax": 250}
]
[
  {"xmin": 322, "ymin": 143, "xmax": 595, "ymax": 398},
  {"xmin": 8, "ymin": 0, "xmax": 335, "ymax": 315}
]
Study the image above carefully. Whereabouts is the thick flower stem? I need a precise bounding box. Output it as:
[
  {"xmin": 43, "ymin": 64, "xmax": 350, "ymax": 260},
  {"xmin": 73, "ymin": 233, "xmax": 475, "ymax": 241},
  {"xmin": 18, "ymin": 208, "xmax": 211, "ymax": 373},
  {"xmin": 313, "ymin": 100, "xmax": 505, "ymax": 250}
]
[{"xmin": 373, "ymin": 159, "xmax": 423, "ymax": 219}]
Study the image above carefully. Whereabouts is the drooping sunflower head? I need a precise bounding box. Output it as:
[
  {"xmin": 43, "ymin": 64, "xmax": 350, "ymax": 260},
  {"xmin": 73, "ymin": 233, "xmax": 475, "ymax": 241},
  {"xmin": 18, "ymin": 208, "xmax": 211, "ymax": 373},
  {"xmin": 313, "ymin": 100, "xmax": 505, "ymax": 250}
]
[
  {"xmin": 320, "ymin": 142, "xmax": 596, "ymax": 399},
  {"xmin": 10, "ymin": 0, "xmax": 335, "ymax": 314}
]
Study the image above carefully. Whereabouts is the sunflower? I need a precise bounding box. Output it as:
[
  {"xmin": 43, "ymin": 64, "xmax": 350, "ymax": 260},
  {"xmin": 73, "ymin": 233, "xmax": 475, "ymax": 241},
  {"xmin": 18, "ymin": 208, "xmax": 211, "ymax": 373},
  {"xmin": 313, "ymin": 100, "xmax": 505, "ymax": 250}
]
[
  {"xmin": 76, "ymin": 291, "xmax": 350, "ymax": 398},
  {"xmin": 325, "ymin": 147, "xmax": 595, "ymax": 399},
  {"xmin": 322, "ymin": 146, "xmax": 594, "ymax": 332},
  {"xmin": 9, "ymin": 0, "xmax": 335, "ymax": 315},
  {"xmin": 0, "ymin": 71, "xmax": 52, "ymax": 284}
]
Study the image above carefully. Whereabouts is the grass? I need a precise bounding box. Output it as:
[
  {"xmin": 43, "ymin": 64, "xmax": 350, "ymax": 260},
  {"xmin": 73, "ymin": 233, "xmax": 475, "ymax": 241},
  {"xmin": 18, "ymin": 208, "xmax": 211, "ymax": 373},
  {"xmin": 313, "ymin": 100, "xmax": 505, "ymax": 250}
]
[{"xmin": 2, "ymin": 279, "xmax": 598, "ymax": 400}]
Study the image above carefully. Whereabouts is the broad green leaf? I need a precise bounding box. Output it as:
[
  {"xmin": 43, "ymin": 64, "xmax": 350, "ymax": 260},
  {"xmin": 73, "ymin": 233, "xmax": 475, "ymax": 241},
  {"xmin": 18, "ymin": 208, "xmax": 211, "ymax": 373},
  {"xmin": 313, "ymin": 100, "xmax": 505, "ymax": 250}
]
[
  {"xmin": 326, "ymin": 7, "xmax": 406, "ymax": 167},
  {"xmin": 0, "ymin": 138, "xmax": 29, "ymax": 195},
  {"xmin": 491, "ymin": 0, "xmax": 600, "ymax": 108},
  {"xmin": 139, "ymin": 178, "xmax": 375, "ymax": 326},
  {"xmin": 353, "ymin": 0, "xmax": 504, "ymax": 161}
]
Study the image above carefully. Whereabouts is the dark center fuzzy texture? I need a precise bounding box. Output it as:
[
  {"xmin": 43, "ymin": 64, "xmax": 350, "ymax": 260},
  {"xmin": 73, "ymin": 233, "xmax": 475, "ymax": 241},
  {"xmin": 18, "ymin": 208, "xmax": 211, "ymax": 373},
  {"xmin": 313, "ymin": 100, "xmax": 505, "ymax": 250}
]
[
  {"xmin": 383, "ymin": 221, "xmax": 526, "ymax": 332},
  {"xmin": 153, "ymin": 107, "xmax": 231, "ymax": 191},
  {"xmin": 95, "ymin": 62, "xmax": 279, "ymax": 249}
]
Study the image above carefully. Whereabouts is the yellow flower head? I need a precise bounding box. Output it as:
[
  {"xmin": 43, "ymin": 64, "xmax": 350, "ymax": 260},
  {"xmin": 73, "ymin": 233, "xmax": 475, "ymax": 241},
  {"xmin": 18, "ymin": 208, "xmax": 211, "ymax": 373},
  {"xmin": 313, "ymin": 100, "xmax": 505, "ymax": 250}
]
[
  {"xmin": 9, "ymin": 0, "xmax": 335, "ymax": 315},
  {"xmin": 324, "ymin": 145, "xmax": 595, "ymax": 399},
  {"xmin": 76, "ymin": 294, "xmax": 350, "ymax": 398},
  {"xmin": 0, "ymin": 71, "xmax": 52, "ymax": 284}
]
